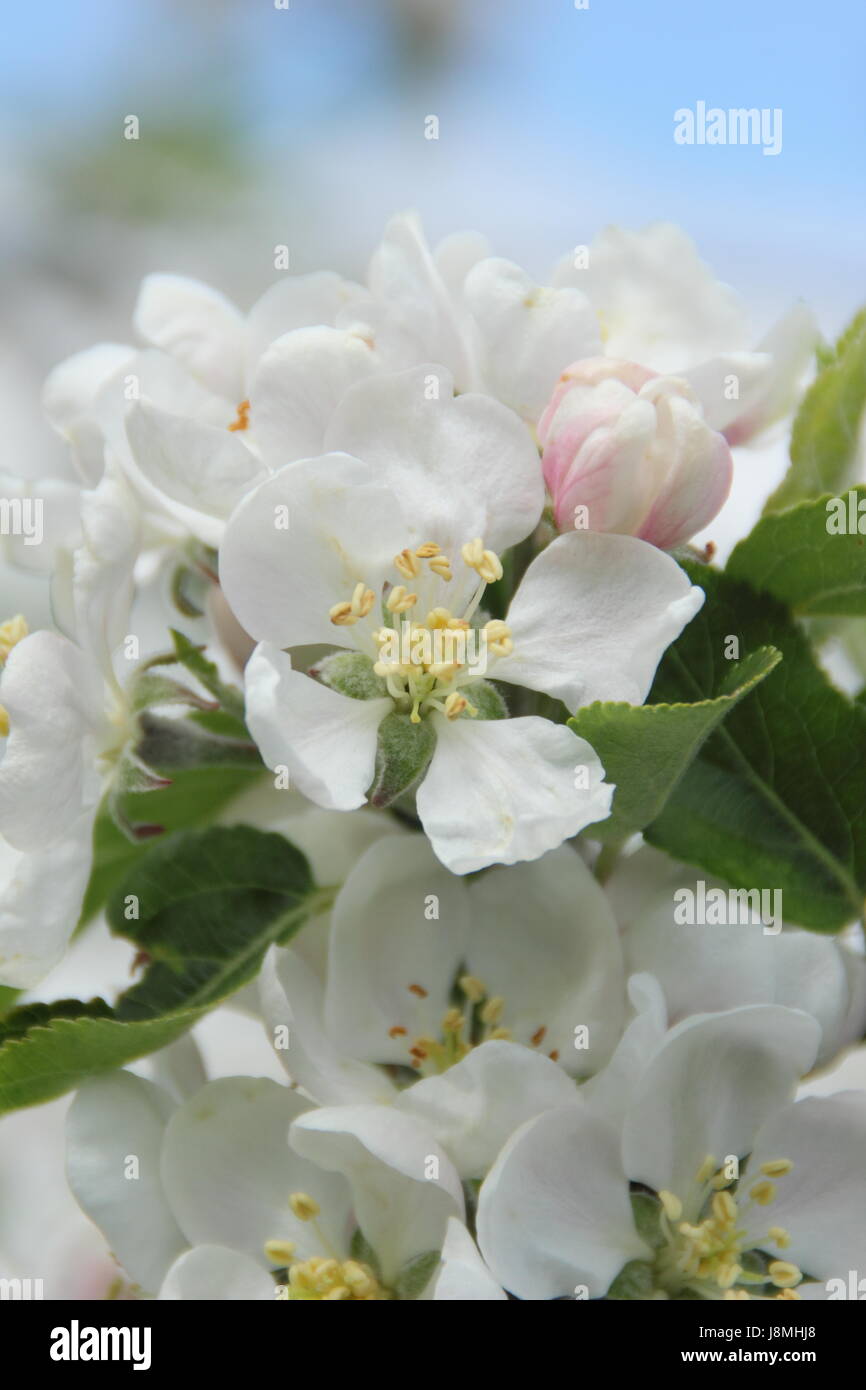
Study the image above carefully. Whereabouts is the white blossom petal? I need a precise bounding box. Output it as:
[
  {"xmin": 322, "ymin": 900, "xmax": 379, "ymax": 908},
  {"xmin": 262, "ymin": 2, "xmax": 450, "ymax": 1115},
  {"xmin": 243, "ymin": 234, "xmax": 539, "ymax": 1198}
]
[
  {"xmin": 0, "ymin": 816, "xmax": 94, "ymax": 987},
  {"xmin": 159, "ymin": 1245, "xmax": 274, "ymax": 1300},
  {"xmin": 0, "ymin": 631, "xmax": 105, "ymax": 851},
  {"xmin": 124, "ymin": 401, "xmax": 266, "ymax": 546},
  {"xmin": 433, "ymin": 1217, "xmax": 506, "ymax": 1300},
  {"xmin": 495, "ymin": 530, "xmax": 704, "ymax": 708},
  {"xmin": 743, "ymin": 1092, "xmax": 866, "ymax": 1281},
  {"xmin": 289, "ymin": 1104, "xmax": 463, "ymax": 1285},
  {"xmin": 477, "ymin": 1103, "xmax": 650, "ymax": 1299},
  {"xmin": 250, "ymin": 326, "xmax": 380, "ymax": 467},
  {"xmin": 465, "ymin": 846, "xmax": 625, "ymax": 1072},
  {"xmin": 42, "ymin": 343, "xmax": 136, "ymax": 485},
  {"xmin": 397, "ymin": 1040, "xmax": 579, "ymax": 1178},
  {"xmin": 160, "ymin": 1077, "xmax": 352, "ymax": 1263},
  {"xmin": 133, "ymin": 274, "xmax": 245, "ymax": 401},
  {"xmin": 260, "ymin": 946, "xmax": 397, "ymax": 1105},
  {"xmin": 416, "ymin": 714, "xmax": 612, "ymax": 874},
  {"xmin": 219, "ymin": 453, "xmax": 409, "ymax": 648},
  {"xmin": 464, "ymin": 256, "xmax": 601, "ymax": 420},
  {"xmin": 243, "ymin": 645, "xmax": 389, "ymax": 811},
  {"xmin": 66, "ymin": 1072, "xmax": 186, "ymax": 1294},
  {"xmin": 324, "ymin": 834, "xmax": 469, "ymax": 1064},
  {"xmin": 621, "ymin": 1005, "xmax": 822, "ymax": 1201},
  {"xmin": 324, "ymin": 364, "xmax": 543, "ymax": 556}
]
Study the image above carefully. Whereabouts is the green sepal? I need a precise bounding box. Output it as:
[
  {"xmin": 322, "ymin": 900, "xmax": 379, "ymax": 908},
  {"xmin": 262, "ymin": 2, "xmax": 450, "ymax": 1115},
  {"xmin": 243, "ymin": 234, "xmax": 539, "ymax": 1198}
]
[
  {"xmin": 312, "ymin": 650, "xmax": 388, "ymax": 702},
  {"xmin": 367, "ymin": 712, "xmax": 436, "ymax": 808}
]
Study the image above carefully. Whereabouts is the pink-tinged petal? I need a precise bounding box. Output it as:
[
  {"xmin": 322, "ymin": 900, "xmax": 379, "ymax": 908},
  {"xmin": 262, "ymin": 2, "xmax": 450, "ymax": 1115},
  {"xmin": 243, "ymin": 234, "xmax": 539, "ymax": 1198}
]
[
  {"xmin": 539, "ymin": 361, "xmax": 731, "ymax": 548},
  {"xmin": 542, "ymin": 389, "xmax": 657, "ymax": 533},
  {"xmin": 636, "ymin": 390, "xmax": 733, "ymax": 550}
]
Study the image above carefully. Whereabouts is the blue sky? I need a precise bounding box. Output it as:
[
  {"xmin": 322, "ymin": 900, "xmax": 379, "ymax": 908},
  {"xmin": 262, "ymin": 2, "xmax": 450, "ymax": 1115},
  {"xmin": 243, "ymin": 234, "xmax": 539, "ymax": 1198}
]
[{"xmin": 1, "ymin": 0, "xmax": 863, "ymax": 328}]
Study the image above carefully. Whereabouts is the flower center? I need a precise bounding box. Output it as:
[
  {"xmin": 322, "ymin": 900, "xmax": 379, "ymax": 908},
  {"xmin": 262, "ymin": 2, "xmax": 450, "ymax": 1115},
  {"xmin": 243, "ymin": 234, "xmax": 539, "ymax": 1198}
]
[
  {"xmin": 328, "ymin": 539, "xmax": 512, "ymax": 724},
  {"xmin": 388, "ymin": 975, "xmax": 557, "ymax": 1076},
  {"xmin": 227, "ymin": 399, "xmax": 251, "ymax": 432},
  {"xmin": 653, "ymin": 1155, "xmax": 803, "ymax": 1300},
  {"xmin": 264, "ymin": 1193, "xmax": 392, "ymax": 1301}
]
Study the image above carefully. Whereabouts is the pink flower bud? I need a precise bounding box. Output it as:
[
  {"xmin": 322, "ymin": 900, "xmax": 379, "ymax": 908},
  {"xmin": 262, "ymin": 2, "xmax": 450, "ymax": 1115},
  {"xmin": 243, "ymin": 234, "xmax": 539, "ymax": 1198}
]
[{"xmin": 539, "ymin": 357, "xmax": 733, "ymax": 549}]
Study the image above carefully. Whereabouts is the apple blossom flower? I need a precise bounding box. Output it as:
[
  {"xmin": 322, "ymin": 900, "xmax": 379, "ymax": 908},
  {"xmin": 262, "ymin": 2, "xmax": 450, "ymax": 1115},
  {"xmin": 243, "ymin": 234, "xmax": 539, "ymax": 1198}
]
[
  {"xmin": 0, "ymin": 473, "xmax": 141, "ymax": 856},
  {"xmin": 261, "ymin": 833, "xmax": 624, "ymax": 1088},
  {"xmin": 42, "ymin": 270, "xmax": 379, "ymax": 551},
  {"xmin": 539, "ymin": 357, "xmax": 733, "ymax": 548},
  {"xmin": 67, "ymin": 1071, "xmax": 463, "ymax": 1300},
  {"xmin": 364, "ymin": 211, "xmax": 602, "ymax": 420},
  {"xmin": 432, "ymin": 1217, "xmax": 507, "ymax": 1300},
  {"xmin": 607, "ymin": 850, "xmax": 866, "ymax": 1069},
  {"xmin": 219, "ymin": 365, "xmax": 703, "ymax": 872},
  {"xmin": 553, "ymin": 222, "xmax": 817, "ymax": 446},
  {"xmin": 477, "ymin": 1000, "xmax": 866, "ymax": 1300},
  {"xmin": 0, "ymin": 826, "xmax": 93, "ymax": 988}
]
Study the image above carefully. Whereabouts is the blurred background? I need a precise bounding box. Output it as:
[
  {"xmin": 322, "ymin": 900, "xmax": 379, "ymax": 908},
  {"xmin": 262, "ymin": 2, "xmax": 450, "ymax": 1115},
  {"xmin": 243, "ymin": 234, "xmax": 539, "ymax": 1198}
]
[{"xmin": 0, "ymin": 0, "xmax": 864, "ymax": 1296}]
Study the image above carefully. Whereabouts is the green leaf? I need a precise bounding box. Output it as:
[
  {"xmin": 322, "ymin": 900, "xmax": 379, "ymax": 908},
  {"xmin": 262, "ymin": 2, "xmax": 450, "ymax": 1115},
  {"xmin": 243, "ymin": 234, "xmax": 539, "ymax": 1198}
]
[
  {"xmin": 764, "ymin": 307, "xmax": 866, "ymax": 514},
  {"xmin": 168, "ymin": 628, "xmax": 246, "ymax": 727},
  {"xmin": 106, "ymin": 825, "xmax": 318, "ymax": 1021},
  {"xmin": 80, "ymin": 761, "xmax": 266, "ymax": 924},
  {"xmin": 569, "ymin": 648, "xmax": 779, "ymax": 842},
  {"xmin": 0, "ymin": 986, "xmax": 21, "ymax": 1018},
  {"xmin": 393, "ymin": 1250, "xmax": 441, "ymax": 1300},
  {"xmin": 644, "ymin": 561, "xmax": 866, "ymax": 930},
  {"xmin": 0, "ymin": 827, "xmax": 322, "ymax": 1113},
  {"xmin": 728, "ymin": 488, "xmax": 866, "ymax": 616}
]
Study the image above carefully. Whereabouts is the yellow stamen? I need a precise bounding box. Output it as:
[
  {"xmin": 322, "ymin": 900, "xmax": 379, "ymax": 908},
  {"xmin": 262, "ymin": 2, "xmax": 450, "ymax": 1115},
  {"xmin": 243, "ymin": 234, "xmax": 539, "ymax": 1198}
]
[
  {"xmin": 386, "ymin": 585, "xmax": 417, "ymax": 614},
  {"xmin": 461, "ymin": 539, "xmax": 503, "ymax": 584},
  {"xmin": 0, "ymin": 615, "xmax": 28, "ymax": 662},
  {"xmin": 227, "ymin": 399, "xmax": 250, "ymax": 432},
  {"xmin": 749, "ymin": 1180, "xmax": 777, "ymax": 1206},
  {"xmin": 768, "ymin": 1260, "xmax": 802, "ymax": 1289},
  {"xmin": 768, "ymin": 1226, "xmax": 790, "ymax": 1249},
  {"xmin": 760, "ymin": 1159, "xmax": 794, "ymax": 1178},
  {"xmin": 264, "ymin": 1239, "xmax": 297, "ymax": 1265},
  {"xmin": 659, "ymin": 1191, "xmax": 683, "ymax": 1222},
  {"xmin": 329, "ymin": 601, "xmax": 358, "ymax": 627},
  {"xmin": 480, "ymin": 996, "xmax": 505, "ymax": 1026},
  {"xmin": 428, "ymin": 554, "xmax": 452, "ymax": 580},
  {"xmin": 695, "ymin": 1155, "xmax": 717, "ymax": 1184},
  {"xmin": 459, "ymin": 975, "xmax": 486, "ymax": 1003},
  {"xmin": 289, "ymin": 1192, "xmax": 320, "ymax": 1222},
  {"xmin": 394, "ymin": 549, "xmax": 420, "ymax": 580}
]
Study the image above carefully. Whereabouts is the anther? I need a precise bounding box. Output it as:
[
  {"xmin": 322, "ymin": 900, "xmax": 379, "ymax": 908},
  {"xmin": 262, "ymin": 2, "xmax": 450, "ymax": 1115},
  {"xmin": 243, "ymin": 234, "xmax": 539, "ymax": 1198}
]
[
  {"xmin": 768, "ymin": 1260, "xmax": 802, "ymax": 1289},
  {"xmin": 289, "ymin": 1192, "xmax": 320, "ymax": 1222},
  {"xmin": 394, "ymin": 549, "xmax": 420, "ymax": 579},
  {"xmin": 659, "ymin": 1191, "xmax": 683, "ymax": 1222},
  {"xmin": 760, "ymin": 1159, "xmax": 793, "ymax": 1178},
  {"xmin": 749, "ymin": 1180, "xmax": 776, "ymax": 1206}
]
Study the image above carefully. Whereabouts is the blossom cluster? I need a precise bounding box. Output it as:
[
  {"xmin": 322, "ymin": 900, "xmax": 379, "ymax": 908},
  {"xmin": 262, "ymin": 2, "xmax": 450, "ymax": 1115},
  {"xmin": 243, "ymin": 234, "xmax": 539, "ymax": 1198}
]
[{"xmin": 1, "ymin": 213, "xmax": 864, "ymax": 1303}]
